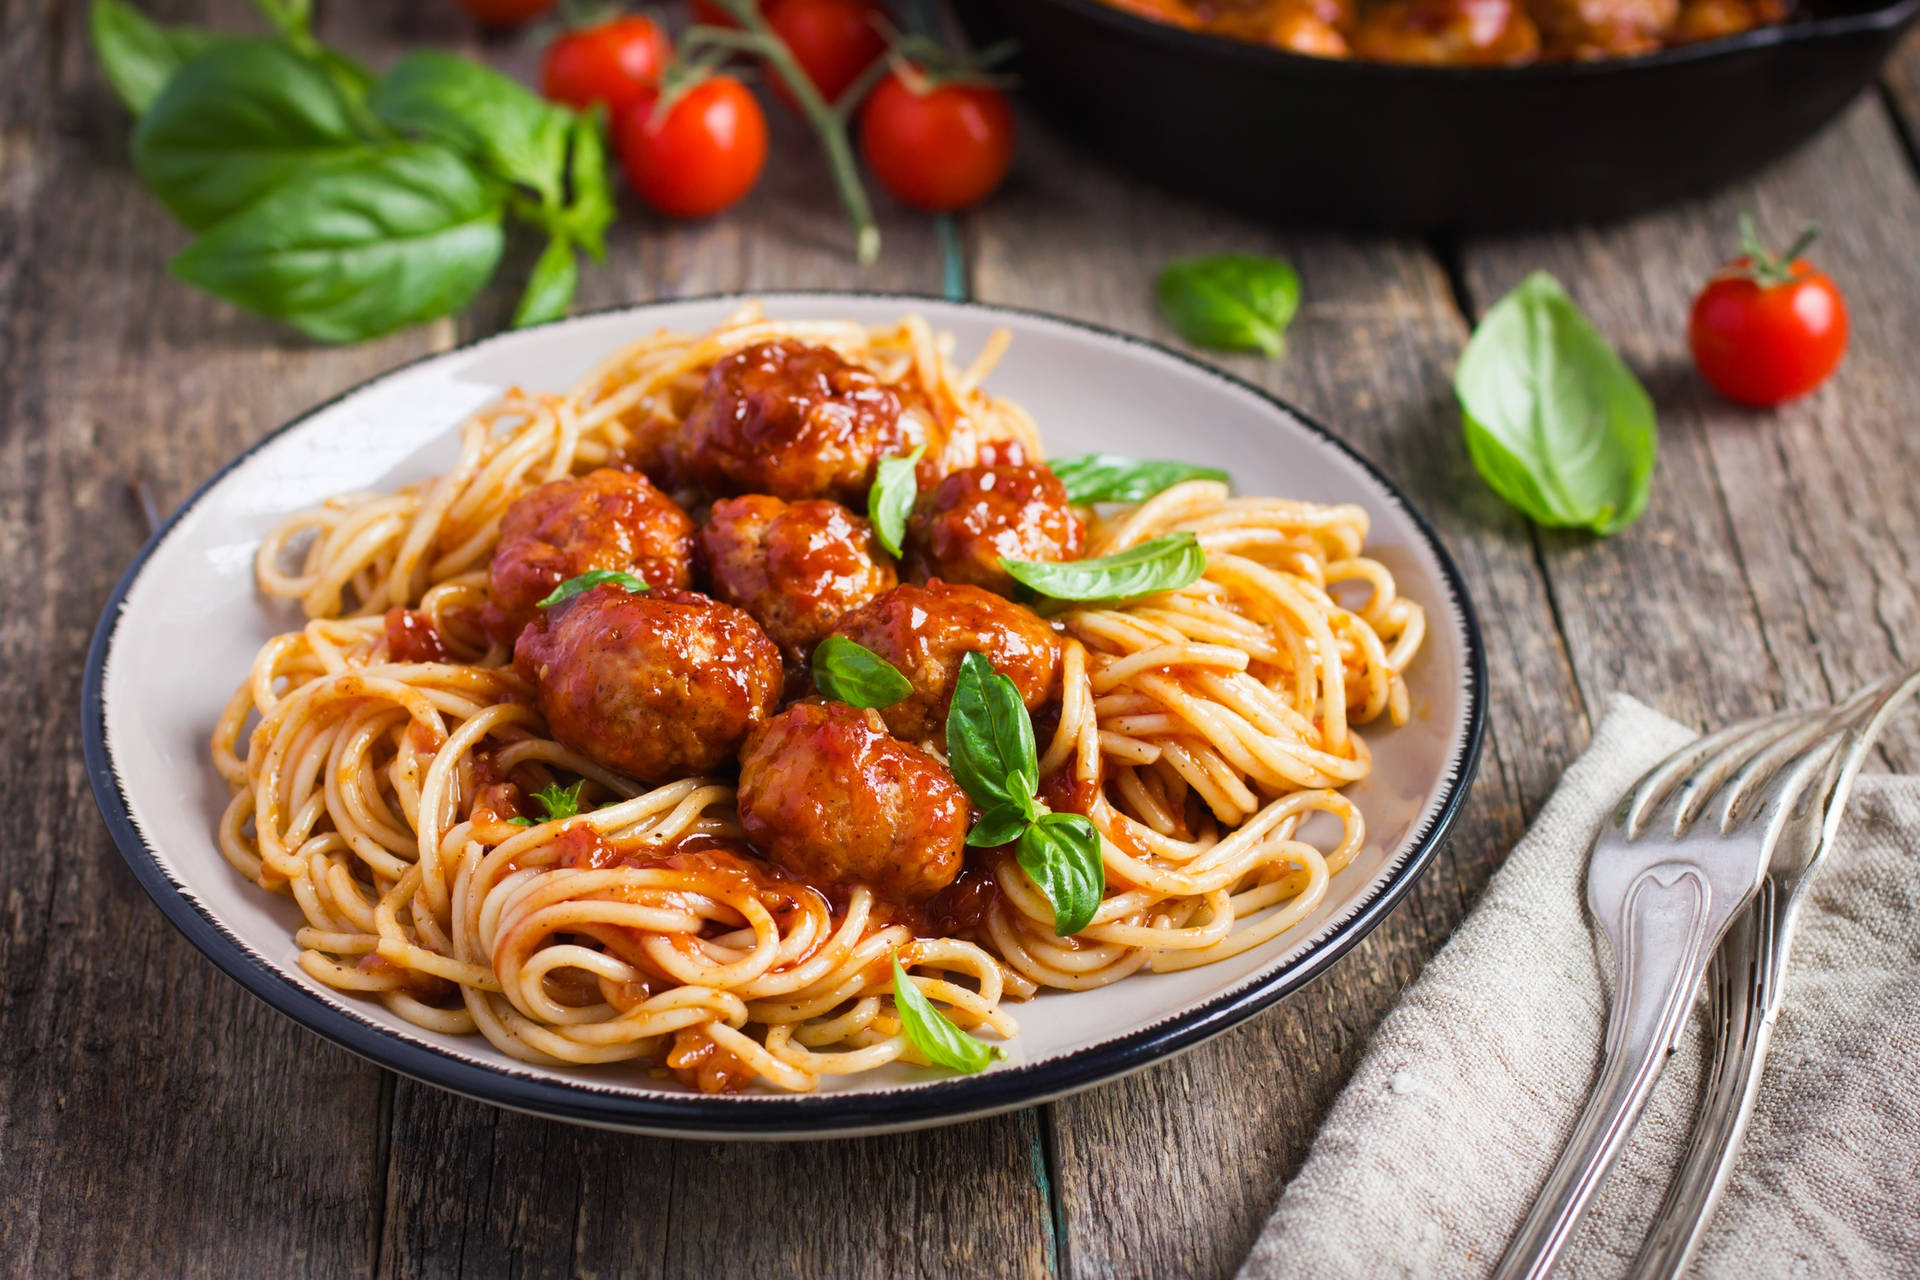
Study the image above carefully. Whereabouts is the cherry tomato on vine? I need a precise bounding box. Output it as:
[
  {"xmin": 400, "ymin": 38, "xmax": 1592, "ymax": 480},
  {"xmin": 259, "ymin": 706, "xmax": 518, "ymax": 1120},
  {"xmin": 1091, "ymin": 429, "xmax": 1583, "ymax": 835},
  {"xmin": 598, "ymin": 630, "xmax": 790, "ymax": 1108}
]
[
  {"xmin": 763, "ymin": 0, "xmax": 888, "ymax": 109},
  {"xmin": 456, "ymin": 0, "xmax": 557, "ymax": 25},
  {"xmin": 1688, "ymin": 216, "xmax": 1849, "ymax": 407},
  {"xmin": 859, "ymin": 68, "xmax": 1014, "ymax": 212},
  {"xmin": 541, "ymin": 16, "xmax": 674, "ymax": 114},
  {"xmin": 617, "ymin": 76, "xmax": 768, "ymax": 219}
]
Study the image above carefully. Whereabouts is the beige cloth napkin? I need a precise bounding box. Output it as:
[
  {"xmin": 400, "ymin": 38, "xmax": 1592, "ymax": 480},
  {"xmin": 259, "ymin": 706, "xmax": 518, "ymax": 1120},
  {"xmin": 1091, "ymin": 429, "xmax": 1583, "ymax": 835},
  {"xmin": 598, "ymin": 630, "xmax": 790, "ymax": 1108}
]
[{"xmin": 1238, "ymin": 695, "xmax": 1920, "ymax": 1280}]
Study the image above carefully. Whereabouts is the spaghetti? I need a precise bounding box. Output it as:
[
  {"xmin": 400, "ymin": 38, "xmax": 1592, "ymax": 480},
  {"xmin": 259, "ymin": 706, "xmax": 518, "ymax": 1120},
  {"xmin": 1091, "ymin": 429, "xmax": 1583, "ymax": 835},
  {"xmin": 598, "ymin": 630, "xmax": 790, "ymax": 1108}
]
[{"xmin": 214, "ymin": 304, "xmax": 1422, "ymax": 1092}]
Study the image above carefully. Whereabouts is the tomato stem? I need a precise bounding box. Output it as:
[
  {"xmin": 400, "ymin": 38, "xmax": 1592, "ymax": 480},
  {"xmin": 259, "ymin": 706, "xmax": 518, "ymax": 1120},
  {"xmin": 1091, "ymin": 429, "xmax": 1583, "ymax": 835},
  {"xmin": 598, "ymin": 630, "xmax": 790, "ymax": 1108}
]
[
  {"xmin": 687, "ymin": 3, "xmax": 881, "ymax": 264},
  {"xmin": 1734, "ymin": 209, "xmax": 1820, "ymax": 289}
]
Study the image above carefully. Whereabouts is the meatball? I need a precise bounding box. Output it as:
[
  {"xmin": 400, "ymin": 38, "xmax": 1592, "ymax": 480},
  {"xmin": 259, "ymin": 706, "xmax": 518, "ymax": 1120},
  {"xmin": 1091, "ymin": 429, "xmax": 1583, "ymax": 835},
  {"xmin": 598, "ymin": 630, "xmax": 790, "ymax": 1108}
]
[
  {"xmin": 829, "ymin": 580, "xmax": 1062, "ymax": 743},
  {"xmin": 699, "ymin": 495, "xmax": 896, "ymax": 663},
  {"xmin": 738, "ymin": 701, "xmax": 968, "ymax": 903},
  {"xmin": 514, "ymin": 584, "xmax": 782, "ymax": 782},
  {"xmin": 1529, "ymin": 0, "xmax": 1674, "ymax": 54},
  {"xmin": 907, "ymin": 463, "xmax": 1085, "ymax": 593},
  {"xmin": 489, "ymin": 469, "xmax": 696, "ymax": 638},
  {"xmin": 1349, "ymin": 0, "xmax": 1539, "ymax": 63},
  {"xmin": 676, "ymin": 340, "xmax": 934, "ymax": 503}
]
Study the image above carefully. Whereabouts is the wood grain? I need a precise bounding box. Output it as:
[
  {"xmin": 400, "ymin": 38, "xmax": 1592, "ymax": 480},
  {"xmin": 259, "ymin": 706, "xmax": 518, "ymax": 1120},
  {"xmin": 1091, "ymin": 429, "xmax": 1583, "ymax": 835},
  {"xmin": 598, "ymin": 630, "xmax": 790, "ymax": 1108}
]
[{"xmin": 967, "ymin": 120, "xmax": 1588, "ymax": 1280}]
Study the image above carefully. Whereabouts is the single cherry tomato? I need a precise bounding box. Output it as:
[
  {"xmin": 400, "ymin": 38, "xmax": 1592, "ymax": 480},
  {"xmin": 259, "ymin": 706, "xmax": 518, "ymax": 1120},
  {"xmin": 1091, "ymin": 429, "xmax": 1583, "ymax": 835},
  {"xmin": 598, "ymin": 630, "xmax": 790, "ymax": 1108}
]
[
  {"xmin": 457, "ymin": 0, "xmax": 557, "ymax": 25},
  {"xmin": 541, "ymin": 16, "xmax": 673, "ymax": 115},
  {"xmin": 617, "ymin": 76, "xmax": 768, "ymax": 219},
  {"xmin": 762, "ymin": 0, "xmax": 887, "ymax": 109},
  {"xmin": 859, "ymin": 68, "xmax": 1015, "ymax": 212},
  {"xmin": 1688, "ymin": 220, "xmax": 1849, "ymax": 406}
]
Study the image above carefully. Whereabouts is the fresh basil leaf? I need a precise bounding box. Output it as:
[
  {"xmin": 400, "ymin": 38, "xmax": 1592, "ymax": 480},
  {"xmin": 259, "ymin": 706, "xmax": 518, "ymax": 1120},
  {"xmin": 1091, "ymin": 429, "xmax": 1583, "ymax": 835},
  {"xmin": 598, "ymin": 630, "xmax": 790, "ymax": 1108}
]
[
  {"xmin": 537, "ymin": 568, "xmax": 648, "ymax": 608},
  {"xmin": 511, "ymin": 234, "xmax": 577, "ymax": 329},
  {"xmin": 506, "ymin": 816, "xmax": 534, "ymax": 827},
  {"xmin": 88, "ymin": 0, "xmax": 236, "ymax": 117},
  {"xmin": 370, "ymin": 51, "xmax": 571, "ymax": 207},
  {"xmin": 1157, "ymin": 253, "xmax": 1300, "ymax": 358},
  {"xmin": 1016, "ymin": 812, "xmax": 1105, "ymax": 936},
  {"xmin": 811, "ymin": 636, "xmax": 913, "ymax": 709},
  {"xmin": 1455, "ymin": 271, "xmax": 1657, "ymax": 536},
  {"xmin": 891, "ymin": 954, "xmax": 1002, "ymax": 1073},
  {"xmin": 1003, "ymin": 532, "xmax": 1204, "ymax": 602},
  {"xmin": 866, "ymin": 446, "xmax": 924, "ymax": 559},
  {"xmin": 945, "ymin": 652, "xmax": 1040, "ymax": 820},
  {"xmin": 247, "ymin": 0, "xmax": 311, "ymax": 39},
  {"xmin": 965, "ymin": 804, "xmax": 1029, "ymax": 850},
  {"xmin": 133, "ymin": 40, "xmax": 370, "ymax": 230},
  {"xmin": 558, "ymin": 110, "xmax": 613, "ymax": 261},
  {"xmin": 171, "ymin": 143, "xmax": 504, "ymax": 344},
  {"xmin": 1049, "ymin": 454, "xmax": 1231, "ymax": 505},
  {"xmin": 531, "ymin": 780, "xmax": 585, "ymax": 822}
]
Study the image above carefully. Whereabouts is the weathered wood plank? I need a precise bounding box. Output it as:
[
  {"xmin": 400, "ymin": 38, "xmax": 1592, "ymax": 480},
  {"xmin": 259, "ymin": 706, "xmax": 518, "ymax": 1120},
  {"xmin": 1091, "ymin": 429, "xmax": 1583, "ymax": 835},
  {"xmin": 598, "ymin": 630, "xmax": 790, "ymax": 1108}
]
[
  {"xmin": 968, "ymin": 120, "xmax": 1587, "ymax": 1280},
  {"xmin": 1459, "ymin": 95, "xmax": 1920, "ymax": 771},
  {"xmin": 0, "ymin": 2, "xmax": 441, "ymax": 1277},
  {"xmin": 364, "ymin": 15, "xmax": 1051, "ymax": 1280}
]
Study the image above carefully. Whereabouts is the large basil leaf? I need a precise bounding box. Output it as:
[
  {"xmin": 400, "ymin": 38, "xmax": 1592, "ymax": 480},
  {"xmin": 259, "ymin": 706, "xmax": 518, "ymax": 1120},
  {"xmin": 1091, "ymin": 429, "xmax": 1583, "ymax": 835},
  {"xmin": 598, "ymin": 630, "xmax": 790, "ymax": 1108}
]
[
  {"xmin": 1016, "ymin": 813, "xmax": 1105, "ymax": 936},
  {"xmin": 89, "ymin": 0, "xmax": 236, "ymax": 116},
  {"xmin": 866, "ymin": 446, "xmax": 924, "ymax": 559},
  {"xmin": 892, "ymin": 955, "xmax": 1002, "ymax": 1073},
  {"xmin": 171, "ymin": 143, "xmax": 505, "ymax": 344},
  {"xmin": 811, "ymin": 636, "xmax": 913, "ymax": 709},
  {"xmin": 536, "ymin": 569, "xmax": 647, "ymax": 608},
  {"xmin": 133, "ymin": 40, "xmax": 370, "ymax": 230},
  {"xmin": 1455, "ymin": 271, "xmax": 1658, "ymax": 536},
  {"xmin": 1049, "ymin": 454, "xmax": 1230, "ymax": 505},
  {"xmin": 370, "ymin": 51, "xmax": 571, "ymax": 207},
  {"xmin": 1003, "ymin": 532, "xmax": 1204, "ymax": 602},
  {"xmin": 1157, "ymin": 253, "xmax": 1301, "ymax": 357},
  {"xmin": 945, "ymin": 651, "xmax": 1039, "ymax": 821}
]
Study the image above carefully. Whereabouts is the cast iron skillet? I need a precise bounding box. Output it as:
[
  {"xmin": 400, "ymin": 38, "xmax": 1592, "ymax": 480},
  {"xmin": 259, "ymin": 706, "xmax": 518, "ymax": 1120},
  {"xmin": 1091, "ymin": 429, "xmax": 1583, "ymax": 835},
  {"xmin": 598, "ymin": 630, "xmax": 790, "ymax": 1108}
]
[{"xmin": 956, "ymin": 0, "xmax": 1920, "ymax": 231}]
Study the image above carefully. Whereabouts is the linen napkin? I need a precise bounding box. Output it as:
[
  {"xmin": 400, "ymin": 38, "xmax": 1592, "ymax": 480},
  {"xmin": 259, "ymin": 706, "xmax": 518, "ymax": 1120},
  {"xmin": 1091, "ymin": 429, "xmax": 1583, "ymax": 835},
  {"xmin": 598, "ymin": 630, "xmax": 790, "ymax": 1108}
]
[{"xmin": 1238, "ymin": 694, "xmax": 1920, "ymax": 1280}]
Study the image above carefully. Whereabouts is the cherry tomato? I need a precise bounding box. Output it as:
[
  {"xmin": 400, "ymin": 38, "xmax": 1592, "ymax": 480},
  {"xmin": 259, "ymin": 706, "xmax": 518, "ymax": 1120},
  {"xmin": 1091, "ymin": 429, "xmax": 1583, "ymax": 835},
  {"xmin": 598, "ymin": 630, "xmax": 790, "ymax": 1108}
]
[
  {"xmin": 859, "ymin": 69, "xmax": 1015, "ymax": 212},
  {"xmin": 763, "ymin": 0, "xmax": 887, "ymax": 109},
  {"xmin": 1689, "ymin": 255, "xmax": 1849, "ymax": 406},
  {"xmin": 541, "ymin": 16, "xmax": 673, "ymax": 115},
  {"xmin": 456, "ymin": 0, "xmax": 557, "ymax": 25},
  {"xmin": 617, "ymin": 76, "xmax": 768, "ymax": 219}
]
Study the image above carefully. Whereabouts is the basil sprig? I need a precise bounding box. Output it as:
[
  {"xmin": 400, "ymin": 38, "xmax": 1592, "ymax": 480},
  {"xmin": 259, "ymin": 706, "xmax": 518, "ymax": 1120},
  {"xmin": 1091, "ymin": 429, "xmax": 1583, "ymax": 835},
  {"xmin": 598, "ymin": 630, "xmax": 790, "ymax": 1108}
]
[
  {"xmin": 1050, "ymin": 454, "xmax": 1231, "ymax": 505},
  {"xmin": 811, "ymin": 636, "xmax": 912, "ymax": 709},
  {"xmin": 89, "ymin": 0, "xmax": 614, "ymax": 342},
  {"xmin": 538, "ymin": 569, "xmax": 648, "ymax": 609},
  {"xmin": 1002, "ymin": 532, "xmax": 1205, "ymax": 603},
  {"xmin": 1157, "ymin": 253, "xmax": 1301, "ymax": 358},
  {"xmin": 945, "ymin": 654, "xmax": 1105, "ymax": 936},
  {"xmin": 866, "ymin": 446, "xmax": 924, "ymax": 559},
  {"xmin": 506, "ymin": 779, "xmax": 586, "ymax": 827},
  {"xmin": 1455, "ymin": 271, "xmax": 1658, "ymax": 536},
  {"xmin": 892, "ymin": 954, "xmax": 1003, "ymax": 1074}
]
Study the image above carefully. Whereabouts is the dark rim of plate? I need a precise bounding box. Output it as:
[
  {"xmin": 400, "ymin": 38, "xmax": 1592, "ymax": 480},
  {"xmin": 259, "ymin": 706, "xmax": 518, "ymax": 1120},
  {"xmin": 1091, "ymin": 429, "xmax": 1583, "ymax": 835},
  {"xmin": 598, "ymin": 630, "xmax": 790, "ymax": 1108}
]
[
  {"xmin": 81, "ymin": 291, "xmax": 1489, "ymax": 1138},
  {"xmin": 1026, "ymin": 0, "xmax": 1920, "ymax": 79}
]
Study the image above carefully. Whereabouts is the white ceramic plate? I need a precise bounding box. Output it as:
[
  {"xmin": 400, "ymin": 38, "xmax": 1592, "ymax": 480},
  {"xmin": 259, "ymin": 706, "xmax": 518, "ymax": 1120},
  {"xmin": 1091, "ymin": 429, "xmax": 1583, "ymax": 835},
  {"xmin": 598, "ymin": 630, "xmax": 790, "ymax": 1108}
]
[{"xmin": 84, "ymin": 294, "xmax": 1486, "ymax": 1138}]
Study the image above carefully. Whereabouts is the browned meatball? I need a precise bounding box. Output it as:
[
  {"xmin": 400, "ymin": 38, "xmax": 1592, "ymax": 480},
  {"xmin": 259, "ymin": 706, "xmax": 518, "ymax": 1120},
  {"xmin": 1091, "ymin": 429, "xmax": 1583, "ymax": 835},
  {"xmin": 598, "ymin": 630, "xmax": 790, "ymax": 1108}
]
[
  {"xmin": 699, "ymin": 495, "xmax": 896, "ymax": 663},
  {"xmin": 489, "ymin": 469, "xmax": 696, "ymax": 639},
  {"xmin": 676, "ymin": 340, "xmax": 934, "ymax": 503},
  {"xmin": 1529, "ymin": 0, "xmax": 1673, "ymax": 54},
  {"xmin": 738, "ymin": 701, "xmax": 968, "ymax": 903},
  {"xmin": 1350, "ymin": 0, "xmax": 1540, "ymax": 63},
  {"xmin": 829, "ymin": 580, "xmax": 1062, "ymax": 743},
  {"xmin": 514, "ymin": 585, "xmax": 782, "ymax": 782},
  {"xmin": 907, "ymin": 463, "xmax": 1085, "ymax": 593}
]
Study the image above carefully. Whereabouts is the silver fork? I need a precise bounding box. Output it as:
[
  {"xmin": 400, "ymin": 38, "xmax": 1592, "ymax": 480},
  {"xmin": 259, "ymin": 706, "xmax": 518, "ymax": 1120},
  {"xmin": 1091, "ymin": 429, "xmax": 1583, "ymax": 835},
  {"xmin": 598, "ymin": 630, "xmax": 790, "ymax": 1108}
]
[
  {"xmin": 1492, "ymin": 691, "xmax": 1890, "ymax": 1280},
  {"xmin": 1634, "ymin": 667, "xmax": 1920, "ymax": 1279}
]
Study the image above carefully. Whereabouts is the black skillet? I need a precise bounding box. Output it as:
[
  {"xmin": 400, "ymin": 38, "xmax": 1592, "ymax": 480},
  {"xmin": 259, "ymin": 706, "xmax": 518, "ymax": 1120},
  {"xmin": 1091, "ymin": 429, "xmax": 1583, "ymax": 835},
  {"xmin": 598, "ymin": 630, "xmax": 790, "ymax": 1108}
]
[{"xmin": 955, "ymin": 0, "xmax": 1920, "ymax": 231}]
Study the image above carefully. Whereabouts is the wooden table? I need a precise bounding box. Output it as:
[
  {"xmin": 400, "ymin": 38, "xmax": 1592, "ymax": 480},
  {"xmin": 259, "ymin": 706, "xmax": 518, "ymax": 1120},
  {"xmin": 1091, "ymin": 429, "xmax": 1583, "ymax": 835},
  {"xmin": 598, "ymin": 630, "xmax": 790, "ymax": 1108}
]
[{"xmin": 6, "ymin": 2, "xmax": 1919, "ymax": 1274}]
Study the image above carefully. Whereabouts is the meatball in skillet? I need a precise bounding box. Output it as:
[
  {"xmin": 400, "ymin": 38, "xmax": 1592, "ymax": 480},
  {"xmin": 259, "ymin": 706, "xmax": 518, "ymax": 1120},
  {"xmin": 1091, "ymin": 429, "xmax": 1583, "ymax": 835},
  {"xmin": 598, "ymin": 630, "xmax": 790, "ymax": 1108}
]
[
  {"xmin": 514, "ymin": 584, "xmax": 782, "ymax": 782},
  {"xmin": 737, "ymin": 701, "xmax": 968, "ymax": 904},
  {"xmin": 699, "ymin": 495, "xmax": 896, "ymax": 663},
  {"xmin": 906, "ymin": 462, "xmax": 1084, "ymax": 594},
  {"xmin": 676, "ymin": 340, "xmax": 934, "ymax": 503},
  {"xmin": 828, "ymin": 579, "xmax": 1062, "ymax": 743},
  {"xmin": 488, "ymin": 469, "xmax": 695, "ymax": 638}
]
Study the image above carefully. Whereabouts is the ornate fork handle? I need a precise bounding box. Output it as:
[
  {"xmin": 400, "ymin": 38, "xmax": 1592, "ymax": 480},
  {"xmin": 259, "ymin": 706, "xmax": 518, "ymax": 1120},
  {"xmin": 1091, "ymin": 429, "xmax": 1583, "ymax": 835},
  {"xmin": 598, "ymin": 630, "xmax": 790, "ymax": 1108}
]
[{"xmin": 1492, "ymin": 862, "xmax": 1744, "ymax": 1280}]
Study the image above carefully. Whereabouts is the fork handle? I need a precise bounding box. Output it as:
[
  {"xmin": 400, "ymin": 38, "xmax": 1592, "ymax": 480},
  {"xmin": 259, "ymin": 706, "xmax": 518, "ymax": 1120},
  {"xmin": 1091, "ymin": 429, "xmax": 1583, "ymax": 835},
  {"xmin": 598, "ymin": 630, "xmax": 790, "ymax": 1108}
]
[
  {"xmin": 1493, "ymin": 864, "xmax": 1724, "ymax": 1280},
  {"xmin": 1633, "ymin": 880, "xmax": 1785, "ymax": 1278}
]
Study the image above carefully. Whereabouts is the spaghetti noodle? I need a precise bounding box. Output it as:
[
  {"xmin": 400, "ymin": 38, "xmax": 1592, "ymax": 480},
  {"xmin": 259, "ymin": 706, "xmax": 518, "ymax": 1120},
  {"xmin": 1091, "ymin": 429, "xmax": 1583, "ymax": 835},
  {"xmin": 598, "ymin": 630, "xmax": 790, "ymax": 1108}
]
[{"xmin": 214, "ymin": 304, "xmax": 1422, "ymax": 1092}]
